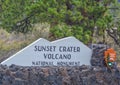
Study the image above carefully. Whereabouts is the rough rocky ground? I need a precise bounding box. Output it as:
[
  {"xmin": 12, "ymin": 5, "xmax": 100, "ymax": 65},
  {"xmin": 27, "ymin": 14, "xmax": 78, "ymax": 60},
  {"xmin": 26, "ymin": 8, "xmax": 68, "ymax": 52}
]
[{"xmin": 0, "ymin": 64, "xmax": 120, "ymax": 85}]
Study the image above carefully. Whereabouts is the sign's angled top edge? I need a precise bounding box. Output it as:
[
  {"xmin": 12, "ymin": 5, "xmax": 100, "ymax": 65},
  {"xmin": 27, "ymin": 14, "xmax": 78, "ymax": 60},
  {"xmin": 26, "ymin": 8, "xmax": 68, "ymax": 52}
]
[
  {"xmin": 1, "ymin": 38, "xmax": 48, "ymax": 64},
  {"xmin": 51, "ymin": 36, "xmax": 77, "ymax": 43}
]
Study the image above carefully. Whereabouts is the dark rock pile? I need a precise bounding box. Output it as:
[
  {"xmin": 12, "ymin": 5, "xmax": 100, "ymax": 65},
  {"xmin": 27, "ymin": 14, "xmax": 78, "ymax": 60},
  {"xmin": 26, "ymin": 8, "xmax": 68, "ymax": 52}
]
[{"xmin": 0, "ymin": 64, "xmax": 120, "ymax": 85}]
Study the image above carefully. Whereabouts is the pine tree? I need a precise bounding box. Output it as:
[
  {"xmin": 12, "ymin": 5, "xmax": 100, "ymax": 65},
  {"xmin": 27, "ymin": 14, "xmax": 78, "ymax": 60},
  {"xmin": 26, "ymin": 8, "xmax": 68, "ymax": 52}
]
[{"xmin": 0, "ymin": 0, "xmax": 118, "ymax": 44}]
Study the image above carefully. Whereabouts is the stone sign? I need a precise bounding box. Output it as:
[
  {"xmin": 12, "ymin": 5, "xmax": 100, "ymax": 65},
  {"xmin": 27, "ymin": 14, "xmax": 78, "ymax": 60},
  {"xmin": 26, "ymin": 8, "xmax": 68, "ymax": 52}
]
[{"xmin": 1, "ymin": 37, "xmax": 92, "ymax": 66}]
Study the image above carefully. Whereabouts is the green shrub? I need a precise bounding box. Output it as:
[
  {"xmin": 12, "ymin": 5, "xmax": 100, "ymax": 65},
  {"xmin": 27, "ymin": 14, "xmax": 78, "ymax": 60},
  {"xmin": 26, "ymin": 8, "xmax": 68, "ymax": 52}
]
[{"xmin": 50, "ymin": 24, "xmax": 91, "ymax": 44}]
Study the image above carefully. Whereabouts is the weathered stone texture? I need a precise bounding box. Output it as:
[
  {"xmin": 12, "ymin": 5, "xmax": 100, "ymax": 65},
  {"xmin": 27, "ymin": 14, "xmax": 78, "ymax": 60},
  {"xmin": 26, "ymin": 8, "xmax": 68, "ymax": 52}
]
[{"xmin": 0, "ymin": 65, "xmax": 120, "ymax": 85}]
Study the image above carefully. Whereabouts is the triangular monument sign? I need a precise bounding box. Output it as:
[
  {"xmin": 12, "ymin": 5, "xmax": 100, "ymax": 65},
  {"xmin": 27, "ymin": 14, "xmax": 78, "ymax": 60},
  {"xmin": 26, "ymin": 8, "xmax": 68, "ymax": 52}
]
[{"xmin": 1, "ymin": 36, "xmax": 92, "ymax": 66}]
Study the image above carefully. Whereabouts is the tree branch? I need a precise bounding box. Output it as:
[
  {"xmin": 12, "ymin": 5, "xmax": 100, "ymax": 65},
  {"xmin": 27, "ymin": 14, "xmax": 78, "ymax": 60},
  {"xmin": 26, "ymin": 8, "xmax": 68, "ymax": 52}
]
[{"xmin": 106, "ymin": 29, "xmax": 120, "ymax": 47}]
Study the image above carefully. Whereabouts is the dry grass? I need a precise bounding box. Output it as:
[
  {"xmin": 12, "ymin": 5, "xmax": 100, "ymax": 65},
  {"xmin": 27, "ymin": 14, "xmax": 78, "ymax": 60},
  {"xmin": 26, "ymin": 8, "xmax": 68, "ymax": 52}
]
[
  {"xmin": 32, "ymin": 23, "xmax": 50, "ymax": 40},
  {"xmin": 0, "ymin": 23, "xmax": 50, "ymax": 62}
]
